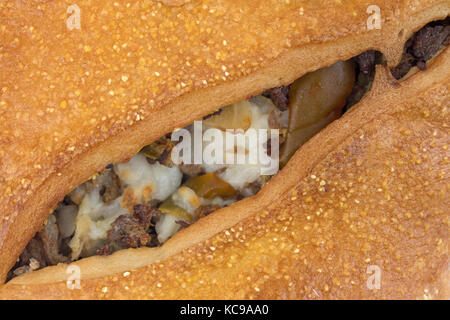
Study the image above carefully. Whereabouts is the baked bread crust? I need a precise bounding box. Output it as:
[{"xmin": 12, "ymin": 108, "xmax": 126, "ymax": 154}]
[
  {"xmin": 1, "ymin": 45, "xmax": 449, "ymax": 299},
  {"xmin": 0, "ymin": 0, "xmax": 449, "ymax": 297}
]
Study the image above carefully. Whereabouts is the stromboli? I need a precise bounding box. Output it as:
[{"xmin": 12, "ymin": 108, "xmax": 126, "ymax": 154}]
[
  {"xmin": 7, "ymin": 58, "xmax": 359, "ymax": 279},
  {"xmin": 0, "ymin": 0, "xmax": 445, "ymax": 300}
]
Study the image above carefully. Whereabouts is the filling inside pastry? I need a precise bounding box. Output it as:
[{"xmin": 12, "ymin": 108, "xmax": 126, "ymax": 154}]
[{"xmin": 7, "ymin": 18, "xmax": 449, "ymax": 280}]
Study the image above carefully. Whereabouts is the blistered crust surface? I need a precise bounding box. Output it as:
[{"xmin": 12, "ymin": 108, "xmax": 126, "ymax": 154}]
[
  {"xmin": 1, "ymin": 46, "xmax": 449, "ymax": 300},
  {"xmin": 0, "ymin": 0, "xmax": 449, "ymax": 291}
]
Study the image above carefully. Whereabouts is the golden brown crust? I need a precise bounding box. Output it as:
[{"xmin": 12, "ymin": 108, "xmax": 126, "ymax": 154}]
[
  {"xmin": 0, "ymin": 0, "xmax": 449, "ymax": 297},
  {"xmin": 1, "ymin": 44, "xmax": 449, "ymax": 300}
]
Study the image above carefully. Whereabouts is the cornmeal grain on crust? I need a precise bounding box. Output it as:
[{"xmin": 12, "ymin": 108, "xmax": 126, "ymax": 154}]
[{"xmin": 0, "ymin": 0, "xmax": 449, "ymax": 296}]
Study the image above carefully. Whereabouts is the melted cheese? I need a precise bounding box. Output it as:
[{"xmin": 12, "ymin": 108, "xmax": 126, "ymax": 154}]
[{"xmin": 115, "ymin": 154, "xmax": 182, "ymax": 202}]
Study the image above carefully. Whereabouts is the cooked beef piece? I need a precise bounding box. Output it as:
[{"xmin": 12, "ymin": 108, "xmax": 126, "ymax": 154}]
[
  {"xmin": 96, "ymin": 245, "xmax": 112, "ymax": 256},
  {"xmin": 134, "ymin": 203, "xmax": 161, "ymax": 225},
  {"xmin": 392, "ymin": 18, "xmax": 449, "ymax": 79},
  {"xmin": 108, "ymin": 215, "xmax": 151, "ymax": 248},
  {"xmin": 345, "ymin": 50, "xmax": 382, "ymax": 109},
  {"xmin": 412, "ymin": 22, "xmax": 449, "ymax": 62},
  {"xmin": 263, "ymin": 86, "xmax": 290, "ymax": 111},
  {"xmin": 355, "ymin": 50, "xmax": 377, "ymax": 75},
  {"xmin": 180, "ymin": 164, "xmax": 204, "ymax": 177},
  {"xmin": 141, "ymin": 137, "xmax": 175, "ymax": 167},
  {"xmin": 107, "ymin": 204, "xmax": 161, "ymax": 249}
]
